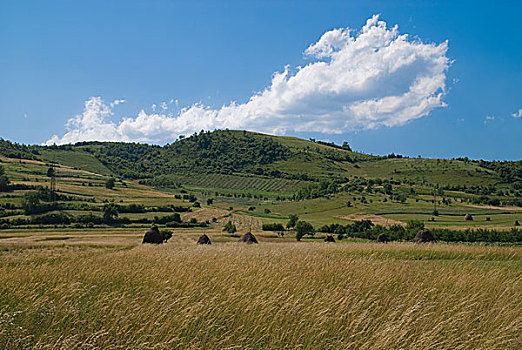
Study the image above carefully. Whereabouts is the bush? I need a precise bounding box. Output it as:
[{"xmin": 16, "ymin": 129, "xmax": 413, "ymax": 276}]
[
  {"xmin": 105, "ymin": 177, "xmax": 115, "ymax": 189},
  {"xmin": 262, "ymin": 223, "xmax": 285, "ymax": 231},
  {"xmin": 30, "ymin": 213, "xmax": 71, "ymax": 225},
  {"xmin": 223, "ymin": 221, "xmax": 237, "ymax": 234},
  {"xmin": 154, "ymin": 213, "xmax": 181, "ymax": 224}
]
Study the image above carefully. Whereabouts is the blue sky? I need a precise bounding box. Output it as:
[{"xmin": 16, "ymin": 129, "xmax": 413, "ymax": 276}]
[{"xmin": 1, "ymin": 0, "xmax": 521, "ymax": 160}]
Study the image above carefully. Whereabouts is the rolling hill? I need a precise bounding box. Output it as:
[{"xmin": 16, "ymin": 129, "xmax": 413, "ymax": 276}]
[{"xmin": 1, "ymin": 129, "xmax": 521, "ymax": 236}]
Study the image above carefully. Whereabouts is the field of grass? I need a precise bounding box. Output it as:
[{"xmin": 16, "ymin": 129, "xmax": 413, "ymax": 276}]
[
  {"xmin": 350, "ymin": 158, "xmax": 498, "ymax": 187},
  {"xmin": 157, "ymin": 173, "xmax": 305, "ymax": 195},
  {"xmin": 0, "ymin": 235, "xmax": 521, "ymax": 349},
  {"xmin": 38, "ymin": 149, "xmax": 112, "ymax": 176}
]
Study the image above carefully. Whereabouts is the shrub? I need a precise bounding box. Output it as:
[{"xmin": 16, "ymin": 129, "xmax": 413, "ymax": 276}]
[
  {"xmin": 262, "ymin": 223, "xmax": 285, "ymax": 231},
  {"xmin": 105, "ymin": 177, "xmax": 115, "ymax": 189},
  {"xmin": 223, "ymin": 221, "xmax": 237, "ymax": 234}
]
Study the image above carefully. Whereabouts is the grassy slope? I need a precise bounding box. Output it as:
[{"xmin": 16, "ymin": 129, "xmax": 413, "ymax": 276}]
[
  {"xmin": 38, "ymin": 149, "xmax": 113, "ymax": 176},
  {"xmin": 0, "ymin": 241, "xmax": 520, "ymax": 349}
]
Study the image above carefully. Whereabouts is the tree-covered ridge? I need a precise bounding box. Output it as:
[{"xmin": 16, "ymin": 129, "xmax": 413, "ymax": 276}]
[
  {"xmin": 73, "ymin": 130, "xmax": 292, "ymax": 178},
  {"xmin": 163, "ymin": 130, "xmax": 291, "ymax": 174},
  {"xmin": 0, "ymin": 139, "xmax": 38, "ymax": 159}
]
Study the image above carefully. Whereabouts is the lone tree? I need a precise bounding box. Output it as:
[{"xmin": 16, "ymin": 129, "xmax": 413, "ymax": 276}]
[
  {"xmin": 21, "ymin": 191, "xmax": 41, "ymax": 215},
  {"xmin": 103, "ymin": 203, "xmax": 119, "ymax": 223},
  {"xmin": 0, "ymin": 165, "xmax": 9, "ymax": 192},
  {"xmin": 383, "ymin": 183, "xmax": 393, "ymax": 195},
  {"xmin": 46, "ymin": 167, "xmax": 55, "ymax": 178},
  {"xmin": 287, "ymin": 214, "xmax": 299, "ymax": 229},
  {"xmin": 46, "ymin": 167, "xmax": 56, "ymax": 202},
  {"xmin": 105, "ymin": 177, "xmax": 116, "ymax": 189},
  {"xmin": 295, "ymin": 221, "xmax": 315, "ymax": 241}
]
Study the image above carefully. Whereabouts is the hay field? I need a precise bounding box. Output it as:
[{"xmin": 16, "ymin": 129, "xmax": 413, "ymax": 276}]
[{"xmin": 1, "ymin": 236, "xmax": 521, "ymax": 349}]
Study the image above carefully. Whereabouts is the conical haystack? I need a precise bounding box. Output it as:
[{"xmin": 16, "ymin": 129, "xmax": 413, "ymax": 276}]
[
  {"xmin": 414, "ymin": 229, "xmax": 435, "ymax": 243},
  {"xmin": 324, "ymin": 235, "xmax": 335, "ymax": 243},
  {"xmin": 238, "ymin": 232, "xmax": 258, "ymax": 244},
  {"xmin": 197, "ymin": 234, "xmax": 212, "ymax": 245},
  {"xmin": 142, "ymin": 225, "xmax": 164, "ymax": 244},
  {"xmin": 376, "ymin": 233, "xmax": 389, "ymax": 243}
]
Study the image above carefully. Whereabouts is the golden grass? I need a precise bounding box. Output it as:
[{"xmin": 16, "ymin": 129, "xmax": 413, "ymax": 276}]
[{"xmin": 0, "ymin": 240, "xmax": 521, "ymax": 349}]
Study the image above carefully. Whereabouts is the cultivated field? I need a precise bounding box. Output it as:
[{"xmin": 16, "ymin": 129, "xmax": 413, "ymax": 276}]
[{"xmin": 1, "ymin": 233, "xmax": 521, "ymax": 349}]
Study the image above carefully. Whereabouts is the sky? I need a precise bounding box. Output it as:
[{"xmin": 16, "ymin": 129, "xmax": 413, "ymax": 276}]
[{"xmin": 1, "ymin": 0, "xmax": 521, "ymax": 160}]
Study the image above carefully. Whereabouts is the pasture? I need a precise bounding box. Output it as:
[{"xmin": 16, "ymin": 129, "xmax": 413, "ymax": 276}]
[{"xmin": 0, "ymin": 230, "xmax": 521, "ymax": 349}]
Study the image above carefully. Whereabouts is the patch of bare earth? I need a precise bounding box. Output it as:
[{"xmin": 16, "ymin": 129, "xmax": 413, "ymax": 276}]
[{"xmin": 335, "ymin": 214, "xmax": 405, "ymax": 227}]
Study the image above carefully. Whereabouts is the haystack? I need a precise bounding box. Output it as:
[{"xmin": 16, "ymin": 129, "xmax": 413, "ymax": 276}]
[
  {"xmin": 238, "ymin": 232, "xmax": 258, "ymax": 244},
  {"xmin": 414, "ymin": 229, "xmax": 435, "ymax": 243},
  {"xmin": 142, "ymin": 225, "xmax": 163, "ymax": 244},
  {"xmin": 197, "ymin": 234, "xmax": 212, "ymax": 245},
  {"xmin": 324, "ymin": 235, "xmax": 335, "ymax": 243},
  {"xmin": 376, "ymin": 233, "xmax": 389, "ymax": 243},
  {"xmin": 464, "ymin": 214, "xmax": 473, "ymax": 221}
]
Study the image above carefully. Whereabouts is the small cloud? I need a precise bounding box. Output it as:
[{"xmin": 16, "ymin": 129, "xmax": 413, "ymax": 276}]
[
  {"xmin": 512, "ymin": 108, "xmax": 522, "ymax": 118},
  {"xmin": 110, "ymin": 99, "xmax": 126, "ymax": 108},
  {"xmin": 160, "ymin": 102, "xmax": 168, "ymax": 111},
  {"xmin": 484, "ymin": 115, "xmax": 496, "ymax": 124},
  {"xmin": 151, "ymin": 104, "xmax": 156, "ymax": 112},
  {"xmin": 23, "ymin": 113, "xmax": 28, "ymax": 119}
]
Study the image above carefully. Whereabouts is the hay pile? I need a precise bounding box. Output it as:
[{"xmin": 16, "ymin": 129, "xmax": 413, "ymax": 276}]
[
  {"xmin": 197, "ymin": 234, "xmax": 212, "ymax": 245},
  {"xmin": 414, "ymin": 229, "xmax": 435, "ymax": 243},
  {"xmin": 238, "ymin": 232, "xmax": 258, "ymax": 244},
  {"xmin": 376, "ymin": 233, "xmax": 389, "ymax": 243},
  {"xmin": 142, "ymin": 225, "xmax": 164, "ymax": 244},
  {"xmin": 324, "ymin": 235, "xmax": 335, "ymax": 243}
]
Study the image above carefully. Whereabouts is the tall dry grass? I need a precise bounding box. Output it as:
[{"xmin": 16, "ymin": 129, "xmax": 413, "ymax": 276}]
[{"xmin": 0, "ymin": 242, "xmax": 521, "ymax": 349}]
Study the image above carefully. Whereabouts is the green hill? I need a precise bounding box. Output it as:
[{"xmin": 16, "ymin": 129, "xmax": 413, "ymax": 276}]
[
  {"xmin": 1, "ymin": 130, "xmax": 521, "ymax": 239},
  {"xmin": 1, "ymin": 130, "xmax": 521, "ymax": 202}
]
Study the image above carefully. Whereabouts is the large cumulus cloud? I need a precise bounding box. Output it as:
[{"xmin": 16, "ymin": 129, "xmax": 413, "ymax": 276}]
[{"xmin": 47, "ymin": 15, "xmax": 450, "ymax": 145}]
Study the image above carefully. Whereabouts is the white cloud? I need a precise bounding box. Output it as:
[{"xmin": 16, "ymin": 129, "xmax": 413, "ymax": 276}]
[
  {"xmin": 47, "ymin": 15, "xmax": 450, "ymax": 145},
  {"xmin": 512, "ymin": 108, "xmax": 522, "ymax": 118},
  {"xmin": 109, "ymin": 99, "xmax": 126, "ymax": 107}
]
